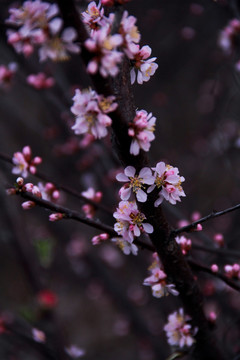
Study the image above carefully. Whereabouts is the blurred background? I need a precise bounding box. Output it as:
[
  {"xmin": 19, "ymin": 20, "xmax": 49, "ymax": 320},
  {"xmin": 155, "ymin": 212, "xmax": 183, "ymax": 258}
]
[{"xmin": 1, "ymin": 0, "xmax": 240, "ymax": 359}]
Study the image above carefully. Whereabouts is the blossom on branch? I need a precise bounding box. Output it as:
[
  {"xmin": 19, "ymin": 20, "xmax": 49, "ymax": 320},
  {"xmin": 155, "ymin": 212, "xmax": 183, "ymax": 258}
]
[
  {"xmin": 6, "ymin": 0, "xmax": 80, "ymax": 61},
  {"xmin": 119, "ymin": 11, "xmax": 140, "ymax": 59},
  {"xmin": 113, "ymin": 200, "xmax": 153, "ymax": 242},
  {"xmin": 81, "ymin": 187, "xmax": 102, "ymax": 218},
  {"xmin": 27, "ymin": 72, "xmax": 55, "ymax": 89},
  {"xmin": 71, "ymin": 88, "xmax": 117, "ymax": 139},
  {"xmin": 116, "ymin": 166, "xmax": 155, "ymax": 202},
  {"xmin": 128, "ymin": 110, "xmax": 156, "ymax": 155},
  {"xmin": 82, "ymin": 1, "xmax": 105, "ymax": 32},
  {"xmin": 85, "ymin": 24, "xmax": 123, "ymax": 77},
  {"xmin": 143, "ymin": 253, "xmax": 179, "ymax": 298},
  {"xmin": 111, "ymin": 237, "xmax": 138, "ymax": 255},
  {"xmin": 164, "ymin": 308, "xmax": 198, "ymax": 348},
  {"xmin": 147, "ymin": 162, "xmax": 185, "ymax": 207},
  {"xmin": 175, "ymin": 235, "xmax": 192, "ymax": 255},
  {"xmin": 12, "ymin": 145, "xmax": 42, "ymax": 178},
  {"xmin": 130, "ymin": 45, "xmax": 158, "ymax": 84}
]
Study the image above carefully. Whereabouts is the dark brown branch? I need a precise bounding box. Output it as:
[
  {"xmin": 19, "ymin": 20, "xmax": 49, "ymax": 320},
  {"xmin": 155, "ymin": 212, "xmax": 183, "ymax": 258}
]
[
  {"xmin": 0, "ymin": 151, "xmax": 112, "ymax": 215},
  {"xmin": 192, "ymin": 244, "xmax": 240, "ymax": 259},
  {"xmin": 173, "ymin": 203, "xmax": 240, "ymax": 236},
  {"xmin": 16, "ymin": 190, "xmax": 116, "ymax": 236}
]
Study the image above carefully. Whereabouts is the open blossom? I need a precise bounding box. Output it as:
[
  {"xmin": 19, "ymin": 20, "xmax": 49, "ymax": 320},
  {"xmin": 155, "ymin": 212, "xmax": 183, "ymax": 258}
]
[
  {"xmin": 113, "ymin": 200, "xmax": 153, "ymax": 242},
  {"xmin": 85, "ymin": 24, "xmax": 123, "ymax": 77},
  {"xmin": 175, "ymin": 235, "xmax": 192, "ymax": 255},
  {"xmin": 6, "ymin": 0, "xmax": 80, "ymax": 61},
  {"xmin": 116, "ymin": 166, "xmax": 155, "ymax": 202},
  {"xmin": 147, "ymin": 162, "xmax": 185, "ymax": 207},
  {"xmin": 82, "ymin": 1, "xmax": 105, "ymax": 31},
  {"xmin": 32, "ymin": 328, "xmax": 46, "ymax": 343},
  {"xmin": 130, "ymin": 45, "xmax": 158, "ymax": 84},
  {"xmin": 12, "ymin": 145, "xmax": 42, "ymax": 178},
  {"xmin": 143, "ymin": 253, "xmax": 179, "ymax": 298},
  {"xmin": 128, "ymin": 109, "xmax": 156, "ymax": 155},
  {"xmin": 27, "ymin": 72, "xmax": 55, "ymax": 89},
  {"xmin": 81, "ymin": 187, "xmax": 102, "ymax": 218},
  {"xmin": 111, "ymin": 237, "xmax": 138, "ymax": 255},
  {"xmin": 71, "ymin": 88, "xmax": 117, "ymax": 139},
  {"xmin": 164, "ymin": 308, "xmax": 198, "ymax": 348},
  {"xmin": 119, "ymin": 11, "xmax": 140, "ymax": 59}
]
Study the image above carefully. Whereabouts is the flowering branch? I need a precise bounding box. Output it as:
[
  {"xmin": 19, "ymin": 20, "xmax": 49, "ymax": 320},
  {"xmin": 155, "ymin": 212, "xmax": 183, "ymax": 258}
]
[
  {"xmin": 172, "ymin": 203, "xmax": 240, "ymax": 236},
  {"xmin": 0, "ymin": 151, "xmax": 112, "ymax": 215},
  {"xmin": 14, "ymin": 189, "xmax": 116, "ymax": 235}
]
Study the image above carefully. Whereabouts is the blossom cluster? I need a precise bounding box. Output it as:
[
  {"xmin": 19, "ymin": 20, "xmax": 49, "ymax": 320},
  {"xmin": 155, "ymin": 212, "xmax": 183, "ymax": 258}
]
[
  {"xmin": 113, "ymin": 200, "xmax": 153, "ymax": 242},
  {"xmin": 7, "ymin": 177, "xmax": 60, "ymax": 212},
  {"xmin": 224, "ymin": 263, "xmax": 240, "ymax": 279},
  {"xmin": 143, "ymin": 253, "xmax": 179, "ymax": 298},
  {"xmin": 12, "ymin": 145, "xmax": 42, "ymax": 178},
  {"xmin": 6, "ymin": 0, "xmax": 80, "ymax": 61},
  {"xmin": 164, "ymin": 308, "xmax": 198, "ymax": 348},
  {"xmin": 116, "ymin": 163, "xmax": 185, "ymax": 207},
  {"xmin": 82, "ymin": 2, "xmax": 158, "ymax": 82},
  {"xmin": 218, "ymin": 19, "xmax": 240, "ymax": 71},
  {"xmin": 71, "ymin": 88, "xmax": 117, "ymax": 139},
  {"xmin": 175, "ymin": 235, "xmax": 192, "ymax": 255},
  {"xmin": 128, "ymin": 109, "xmax": 156, "ymax": 155},
  {"xmin": 27, "ymin": 72, "xmax": 55, "ymax": 89}
]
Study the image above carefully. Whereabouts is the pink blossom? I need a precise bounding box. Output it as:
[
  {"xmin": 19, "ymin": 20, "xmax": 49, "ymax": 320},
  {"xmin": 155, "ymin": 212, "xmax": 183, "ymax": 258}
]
[
  {"xmin": 92, "ymin": 233, "xmax": 109, "ymax": 245},
  {"xmin": 224, "ymin": 263, "xmax": 240, "ymax": 278},
  {"xmin": 65, "ymin": 345, "xmax": 85, "ymax": 358},
  {"xmin": 12, "ymin": 146, "xmax": 42, "ymax": 178},
  {"xmin": 71, "ymin": 88, "xmax": 117, "ymax": 139},
  {"xmin": 147, "ymin": 162, "xmax": 185, "ymax": 206},
  {"xmin": 143, "ymin": 253, "xmax": 179, "ymax": 298},
  {"xmin": 213, "ymin": 233, "xmax": 224, "ymax": 247},
  {"xmin": 27, "ymin": 73, "xmax": 55, "ymax": 89},
  {"xmin": 211, "ymin": 264, "xmax": 219, "ymax": 273},
  {"xmin": 6, "ymin": 1, "xmax": 80, "ymax": 61},
  {"xmin": 82, "ymin": 1, "xmax": 105, "ymax": 31},
  {"xmin": 85, "ymin": 24, "xmax": 123, "ymax": 77},
  {"xmin": 111, "ymin": 237, "xmax": 138, "ymax": 255},
  {"xmin": 128, "ymin": 110, "xmax": 156, "ymax": 155},
  {"xmin": 119, "ymin": 11, "xmax": 140, "ymax": 59},
  {"xmin": 175, "ymin": 235, "xmax": 192, "ymax": 255},
  {"xmin": 164, "ymin": 308, "xmax": 197, "ymax": 348},
  {"xmin": 130, "ymin": 45, "xmax": 158, "ymax": 84},
  {"xmin": 113, "ymin": 200, "xmax": 153, "ymax": 242},
  {"xmin": 22, "ymin": 201, "xmax": 35, "ymax": 210},
  {"xmin": 37, "ymin": 182, "xmax": 59, "ymax": 201},
  {"xmin": 32, "ymin": 328, "xmax": 46, "ymax": 343},
  {"xmin": 116, "ymin": 166, "xmax": 155, "ymax": 202},
  {"xmin": 49, "ymin": 213, "xmax": 64, "ymax": 222}
]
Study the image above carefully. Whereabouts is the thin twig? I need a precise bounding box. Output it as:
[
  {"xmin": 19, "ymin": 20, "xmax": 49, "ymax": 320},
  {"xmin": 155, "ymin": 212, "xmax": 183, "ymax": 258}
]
[
  {"xmin": 192, "ymin": 244, "xmax": 240, "ymax": 259},
  {"xmin": 0, "ymin": 151, "xmax": 112, "ymax": 215},
  {"xmin": 172, "ymin": 203, "xmax": 240, "ymax": 236}
]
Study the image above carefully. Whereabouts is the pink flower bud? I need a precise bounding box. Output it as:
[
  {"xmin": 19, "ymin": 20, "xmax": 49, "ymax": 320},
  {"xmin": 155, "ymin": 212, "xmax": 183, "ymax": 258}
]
[
  {"xmin": 191, "ymin": 211, "xmax": 201, "ymax": 221},
  {"xmin": 99, "ymin": 233, "xmax": 109, "ymax": 240},
  {"xmin": 211, "ymin": 264, "xmax": 218, "ymax": 273},
  {"xmin": 95, "ymin": 191, "xmax": 102, "ymax": 202},
  {"xmin": 213, "ymin": 233, "xmax": 224, "ymax": 247},
  {"xmin": 49, "ymin": 213, "xmax": 64, "ymax": 221},
  {"xmin": 128, "ymin": 128, "xmax": 135, "ymax": 137},
  {"xmin": 232, "ymin": 263, "xmax": 240, "ymax": 273},
  {"xmin": 208, "ymin": 311, "xmax": 217, "ymax": 323},
  {"xmin": 52, "ymin": 190, "xmax": 60, "ymax": 200},
  {"xmin": 194, "ymin": 224, "xmax": 202, "ymax": 232},
  {"xmin": 22, "ymin": 201, "xmax": 35, "ymax": 210},
  {"xmin": 29, "ymin": 165, "xmax": 36, "ymax": 174},
  {"xmin": 32, "ymin": 156, "xmax": 42, "ymax": 165},
  {"xmin": 8, "ymin": 32, "xmax": 21, "ymax": 44},
  {"xmin": 16, "ymin": 177, "xmax": 24, "ymax": 186},
  {"xmin": 22, "ymin": 43, "xmax": 34, "ymax": 57},
  {"xmin": 22, "ymin": 146, "xmax": 31, "ymax": 160}
]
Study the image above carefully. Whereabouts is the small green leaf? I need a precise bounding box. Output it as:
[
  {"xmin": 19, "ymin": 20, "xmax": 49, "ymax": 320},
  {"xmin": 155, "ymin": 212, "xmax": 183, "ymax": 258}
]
[{"xmin": 33, "ymin": 237, "xmax": 55, "ymax": 268}]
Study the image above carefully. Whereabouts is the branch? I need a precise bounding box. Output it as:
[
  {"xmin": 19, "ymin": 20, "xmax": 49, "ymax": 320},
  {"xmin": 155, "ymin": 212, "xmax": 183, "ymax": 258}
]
[
  {"xmin": 173, "ymin": 203, "xmax": 240, "ymax": 236},
  {"xmin": 15, "ymin": 190, "xmax": 116, "ymax": 236},
  {"xmin": 0, "ymin": 151, "xmax": 112, "ymax": 215},
  {"xmin": 192, "ymin": 244, "xmax": 240, "ymax": 259}
]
